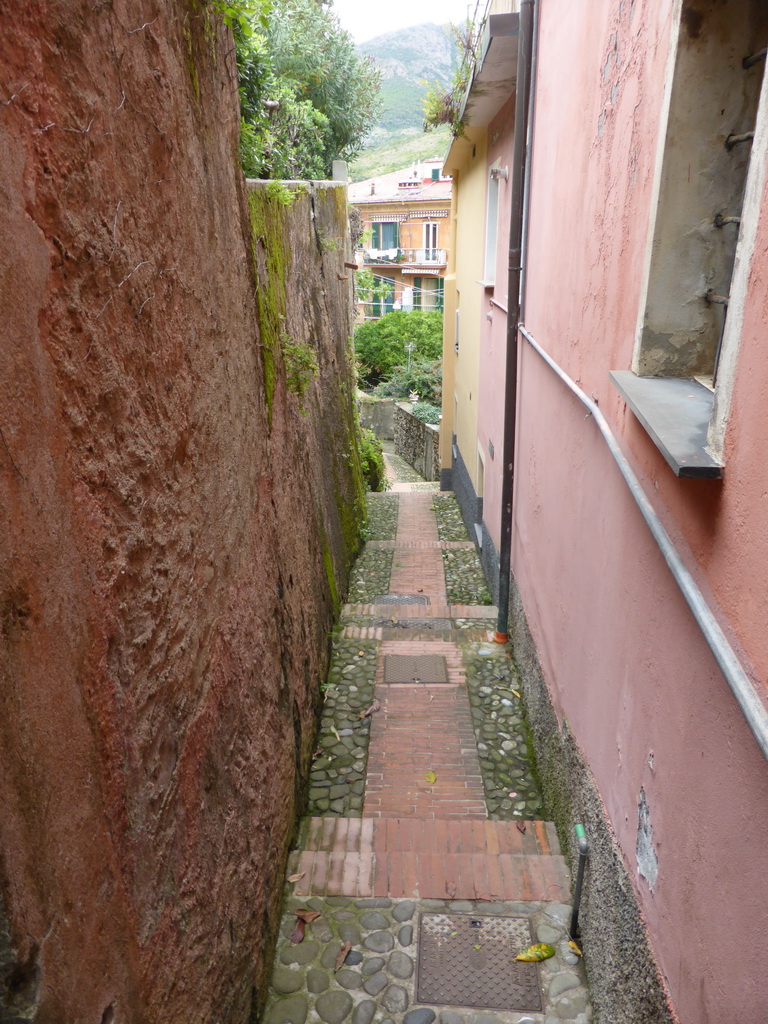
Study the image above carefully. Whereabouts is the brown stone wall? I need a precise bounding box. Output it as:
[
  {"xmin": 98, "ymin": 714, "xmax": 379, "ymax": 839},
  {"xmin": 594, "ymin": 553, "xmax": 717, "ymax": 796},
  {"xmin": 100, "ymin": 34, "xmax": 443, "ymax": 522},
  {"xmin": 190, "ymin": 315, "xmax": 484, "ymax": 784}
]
[{"xmin": 0, "ymin": 4, "xmax": 362, "ymax": 1022}]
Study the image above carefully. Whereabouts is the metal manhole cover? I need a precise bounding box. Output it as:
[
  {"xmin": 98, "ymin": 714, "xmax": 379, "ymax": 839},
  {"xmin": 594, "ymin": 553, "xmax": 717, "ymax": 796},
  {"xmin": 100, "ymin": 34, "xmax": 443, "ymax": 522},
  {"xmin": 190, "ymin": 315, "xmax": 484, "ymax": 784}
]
[
  {"xmin": 384, "ymin": 655, "xmax": 449, "ymax": 684},
  {"xmin": 416, "ymin": 914, "xmax": 542, "ymax": 1011},
  {"xmin": 373, "ymin": 595, "xmax": 430, "ymax": 605}
]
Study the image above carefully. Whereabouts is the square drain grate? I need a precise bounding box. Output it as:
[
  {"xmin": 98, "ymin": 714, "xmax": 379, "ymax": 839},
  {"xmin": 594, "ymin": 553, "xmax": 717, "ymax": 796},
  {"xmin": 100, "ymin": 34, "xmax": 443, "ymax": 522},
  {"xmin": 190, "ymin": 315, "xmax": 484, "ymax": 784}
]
[
  {"xmin": 373, "ymin": 594, "xmax": 431, "ymax": 605},
  {"xmin": 383, "ymin": 655, "xmax": 449, "ymax": 684},
  {"xmin": 416, "ymin": 913, "xmax": 542, "ymax": 1012}
]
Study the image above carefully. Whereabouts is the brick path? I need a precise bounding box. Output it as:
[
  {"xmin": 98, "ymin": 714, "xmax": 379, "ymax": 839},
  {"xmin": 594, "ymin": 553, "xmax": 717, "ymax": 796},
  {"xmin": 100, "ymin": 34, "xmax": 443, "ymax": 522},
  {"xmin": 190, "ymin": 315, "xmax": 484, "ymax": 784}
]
[
  {"xmin": 274, "ymin": 462, "xmax": 585, "ymax": 1024},
  {"xmin": 291, "ymin": 468, "xmax": 570, "ymax": 904}
]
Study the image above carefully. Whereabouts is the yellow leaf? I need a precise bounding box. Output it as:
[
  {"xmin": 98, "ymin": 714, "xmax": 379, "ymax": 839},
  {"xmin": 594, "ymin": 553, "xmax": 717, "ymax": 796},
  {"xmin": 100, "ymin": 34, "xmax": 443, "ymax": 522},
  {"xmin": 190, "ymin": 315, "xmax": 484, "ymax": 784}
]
[
  {"xmin": 511, "ymin": 689, "xmax": 521, "ymax": 699},
  {"xmin": 424, "ymin": 770, "xmax": 437, "ymax": 784},
  {"xmin": 515, "ymin": 943, "xmax": 555, "ymax": 962},
  {"xmin": 569, "ymin": 940, "xmax": 583, "ymax": 957}
]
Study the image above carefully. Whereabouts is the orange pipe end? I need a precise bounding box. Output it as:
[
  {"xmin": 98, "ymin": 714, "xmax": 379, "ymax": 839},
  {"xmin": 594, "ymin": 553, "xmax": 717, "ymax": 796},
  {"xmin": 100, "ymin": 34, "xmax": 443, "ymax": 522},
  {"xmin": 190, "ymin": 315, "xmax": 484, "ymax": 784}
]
[{"xmin": 494, "ymin": 631, "xmax": 509, "ymax": 644}]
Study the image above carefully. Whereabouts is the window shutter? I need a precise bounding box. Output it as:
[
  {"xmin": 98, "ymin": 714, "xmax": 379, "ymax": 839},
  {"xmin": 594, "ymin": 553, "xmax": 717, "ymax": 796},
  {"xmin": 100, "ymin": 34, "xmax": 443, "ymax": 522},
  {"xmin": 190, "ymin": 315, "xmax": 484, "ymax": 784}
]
[
  {"xmin": 372, "ymin": 223, "xmax": 380, "ymax": 248},
  {"xmin": 414, "ymin": 277, "xmax": 422, "ymax": 310}
]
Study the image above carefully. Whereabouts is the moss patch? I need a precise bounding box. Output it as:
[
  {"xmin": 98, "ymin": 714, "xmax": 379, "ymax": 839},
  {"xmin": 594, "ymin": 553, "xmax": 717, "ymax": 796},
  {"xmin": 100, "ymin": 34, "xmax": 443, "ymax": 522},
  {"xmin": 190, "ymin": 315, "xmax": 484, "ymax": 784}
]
[
  {"xmin": 247, "ymin": 186, "xmax": 297, "ymax": 423},
  {"xmin": 322, "ymin": 538, "xmax": 340, "ymax": 615}
]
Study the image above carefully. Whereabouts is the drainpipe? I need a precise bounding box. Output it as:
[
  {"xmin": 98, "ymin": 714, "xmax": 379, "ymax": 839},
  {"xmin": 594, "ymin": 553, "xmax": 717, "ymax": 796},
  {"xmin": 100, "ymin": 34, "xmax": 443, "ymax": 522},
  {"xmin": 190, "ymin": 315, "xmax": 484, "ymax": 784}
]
[{"xmin": 495, "ymin": 0, "xmax": 536, "ymax": 642}]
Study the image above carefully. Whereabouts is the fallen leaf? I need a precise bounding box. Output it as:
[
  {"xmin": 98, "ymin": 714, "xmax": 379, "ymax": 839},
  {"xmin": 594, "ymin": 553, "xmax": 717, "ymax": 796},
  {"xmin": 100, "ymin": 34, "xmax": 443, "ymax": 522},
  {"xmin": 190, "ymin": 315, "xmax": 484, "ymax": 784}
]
[
  {"xmin": 358, "ymin": 651, "xmax": 365, "ymax": 657},
  {"xmin": 568, "ymin": 940, "xmax": 583, "ymax": 957},
  {"xmin": 294, "ymin": 909, "xmax": 321, "ymax": 924},
  {"xmin": 334, "ymin": 941, "xmax": 352, "ymax": 972},
  {"xmin": 511, "ymin": 689, "xmax": 521, "ymax": 699},
  {"xmin": 515, "ymin": 943, "xmax": 555, "ymax": 962},
  {"xmin": 359, "ymin": 698, "xmax": 381, "ymax": 719},
  {"xmin": 290, "ymin": 919, "xmax": 306, "ymax": 945},
  {"xmin": 473, "ymin": 944, "xmax": 482, "ymax": 950},
  {"xmin": 424, "ymin": 770, "xmax": 437, "ymax": 784},
  {"xmin": 287, "ymin": 873, "xmax": 305, "ymax": 883},
  {"xmin": 516, "ymin": 821, "xmax": 527, "ymax": 834},
  {"xmin": 331, "ymin": 727, "xmax": 341, "ymax": 743},
  {"xmin": 450, "ymin": 931, "xmax": 458, "ymax": 937}
]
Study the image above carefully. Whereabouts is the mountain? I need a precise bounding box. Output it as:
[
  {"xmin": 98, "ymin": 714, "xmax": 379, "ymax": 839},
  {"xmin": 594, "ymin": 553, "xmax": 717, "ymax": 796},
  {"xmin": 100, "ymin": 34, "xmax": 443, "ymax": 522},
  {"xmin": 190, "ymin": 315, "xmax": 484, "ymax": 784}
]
[{"xmin": 349, "ymin": 23, "xmax": 458, "ymax": 181}]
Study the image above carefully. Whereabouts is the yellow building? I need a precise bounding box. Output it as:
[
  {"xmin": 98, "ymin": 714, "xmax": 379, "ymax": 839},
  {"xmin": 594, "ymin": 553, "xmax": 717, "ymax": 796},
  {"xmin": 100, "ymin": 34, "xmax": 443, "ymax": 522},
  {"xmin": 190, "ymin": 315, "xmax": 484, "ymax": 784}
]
[
  {"xmin": 349, "ymin": 158, "xmax": 452, "ymax": 318},
  {"xmin": 439, "ymin": 0, "xmax": 519, "ymax": 521}
]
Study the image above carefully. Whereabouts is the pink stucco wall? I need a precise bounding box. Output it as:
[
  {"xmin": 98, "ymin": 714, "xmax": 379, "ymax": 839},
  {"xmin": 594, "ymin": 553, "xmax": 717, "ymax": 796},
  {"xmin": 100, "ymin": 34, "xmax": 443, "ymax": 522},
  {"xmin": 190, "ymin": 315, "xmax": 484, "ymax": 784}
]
[
  {"xmin": 516, "ymin": 1, "xmax": 768, "ymax": 1021},
  {"xmin": 478, "ymin": 96, "xmax": 516, "ymax": 548}
]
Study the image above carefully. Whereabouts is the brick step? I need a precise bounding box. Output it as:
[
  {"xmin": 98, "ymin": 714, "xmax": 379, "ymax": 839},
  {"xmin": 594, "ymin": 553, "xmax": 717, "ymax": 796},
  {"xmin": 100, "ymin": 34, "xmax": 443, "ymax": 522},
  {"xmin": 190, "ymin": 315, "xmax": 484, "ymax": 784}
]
[
  {"xmin": 340, "ymin": 626, "xmax": 492, "ymax": 643},
  {"xmin": 344, "ymin": 604, "xmax": 499, "ymax": 619},
  {"xmin": 299, "ymin": 817, "xmax": 560, "ymax": 858},
  {"xmin": 290, "ymin": 818, "xmax": 569, "ymax": 900},
  {"xmin": 366, "ymin": 540, "xmax": 476, "ymax": 550}
]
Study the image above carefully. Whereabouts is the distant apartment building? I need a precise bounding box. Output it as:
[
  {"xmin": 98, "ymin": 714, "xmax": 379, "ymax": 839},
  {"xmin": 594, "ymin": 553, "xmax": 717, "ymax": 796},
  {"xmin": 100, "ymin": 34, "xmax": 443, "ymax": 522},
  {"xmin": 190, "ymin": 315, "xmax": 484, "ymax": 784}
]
[{"xmin": 348, "ymin": 157, "xmax": 452, "ymax": 319}]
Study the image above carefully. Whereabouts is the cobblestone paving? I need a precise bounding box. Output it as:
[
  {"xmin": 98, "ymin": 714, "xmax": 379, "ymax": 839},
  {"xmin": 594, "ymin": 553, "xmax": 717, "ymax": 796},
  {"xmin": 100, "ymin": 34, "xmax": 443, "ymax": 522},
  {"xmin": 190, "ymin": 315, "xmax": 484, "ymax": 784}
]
[
  {"xmin": 265, "ymin": 897, "xmax": 589, "ymax": 1024},
  {"xmin": 365, "ymin": 494, "xmax": 400, "ymax": 541},
  {"xmin": 348, "ymin": 549, "xmax": 395, "ymax": 603},
  {"xmin": 382, "ymin": 446, "xmax": 425, "ymax": 484},
  {"xmin": 464, "ymin": 646, "xmax": 544, "ymax": 820},
  {"xmin": 309, "ymin": 641, "xmax": 378, "ymax": 817},
  {"xmin": 431, "ymin": 494, "xmax": 469, "ymax": 542},
  {"xmin": 442, "ymin": 549, "xmax": 493, "ymax": 606}
]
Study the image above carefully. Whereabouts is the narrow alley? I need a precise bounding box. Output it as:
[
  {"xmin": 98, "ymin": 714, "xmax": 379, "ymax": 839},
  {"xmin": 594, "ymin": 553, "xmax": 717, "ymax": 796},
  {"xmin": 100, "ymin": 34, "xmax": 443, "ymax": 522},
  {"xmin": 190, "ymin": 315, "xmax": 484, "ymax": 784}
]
[{"xmin": 263, "ymin": 453, "xmax": 591, "ymax": 1024}]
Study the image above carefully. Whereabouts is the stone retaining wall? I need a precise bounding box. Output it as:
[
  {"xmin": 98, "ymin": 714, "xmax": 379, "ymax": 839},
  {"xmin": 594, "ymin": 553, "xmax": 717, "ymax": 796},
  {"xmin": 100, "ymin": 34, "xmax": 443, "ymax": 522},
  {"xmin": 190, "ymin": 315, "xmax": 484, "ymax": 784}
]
[
  {"xmin": 394, "ymin": 404, "xmax": 441, "ymax": 481},
  {"xmin": 0, "ymin": 5, "xmax": 363, "ymax": 1021},
  {"xmin": 358, "ymin": 394, "xmax": 395, "ymax": 440}
]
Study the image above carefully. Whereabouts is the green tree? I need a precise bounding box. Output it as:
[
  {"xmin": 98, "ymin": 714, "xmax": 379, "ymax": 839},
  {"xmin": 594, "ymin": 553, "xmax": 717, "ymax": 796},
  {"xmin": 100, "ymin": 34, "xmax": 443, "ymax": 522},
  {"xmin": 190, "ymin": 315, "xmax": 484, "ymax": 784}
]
[
  {"xmin": 354, "ymin": 311, "xmax": 444, "ymax": 387},
  {"xmin": 235, "ymin": 0, "xmax": 381, "ymax": 179}
]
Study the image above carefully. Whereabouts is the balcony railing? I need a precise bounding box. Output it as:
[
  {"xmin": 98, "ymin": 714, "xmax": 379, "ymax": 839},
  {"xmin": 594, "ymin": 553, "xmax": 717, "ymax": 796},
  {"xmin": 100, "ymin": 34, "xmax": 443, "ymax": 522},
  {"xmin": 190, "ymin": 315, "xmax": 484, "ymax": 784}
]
[{"xmin": 358, "ymin": 247, "xmax": 448, "ymax": 267}]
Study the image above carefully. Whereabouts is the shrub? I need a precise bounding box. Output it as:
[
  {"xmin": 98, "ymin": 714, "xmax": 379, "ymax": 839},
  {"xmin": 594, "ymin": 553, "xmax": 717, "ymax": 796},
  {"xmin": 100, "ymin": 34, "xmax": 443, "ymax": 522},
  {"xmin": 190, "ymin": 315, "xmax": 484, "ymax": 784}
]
[
  {"xmin": 411, "ymin": 402, "xmax": 441, "ymax": 425},
  {"xmin": 358, "ymin": 428, "xmax": 387, "ymax": 492},
  {"xmin": 354, "ymin": 310, "xmax": 443, "ymax": 386},
  {"xmin": 371, "ymin": 359, "xmax": 442, "ymax": 404}
]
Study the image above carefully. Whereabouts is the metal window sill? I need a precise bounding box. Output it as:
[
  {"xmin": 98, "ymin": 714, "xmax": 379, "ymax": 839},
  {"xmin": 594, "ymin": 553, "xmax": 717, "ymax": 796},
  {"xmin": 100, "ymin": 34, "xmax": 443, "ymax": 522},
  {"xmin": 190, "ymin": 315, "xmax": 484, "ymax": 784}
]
[{"xmin": 609, "ymin": 371, "xmax": 724, "ymax": 479}]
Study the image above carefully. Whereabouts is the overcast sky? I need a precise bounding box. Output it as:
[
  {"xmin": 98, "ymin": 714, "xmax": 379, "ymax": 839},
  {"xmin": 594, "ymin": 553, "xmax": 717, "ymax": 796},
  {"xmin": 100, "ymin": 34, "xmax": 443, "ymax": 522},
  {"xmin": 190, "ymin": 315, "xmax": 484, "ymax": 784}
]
[{"xmin": 330, "ymin": 0, "xmax": 479, "ymax": 43}]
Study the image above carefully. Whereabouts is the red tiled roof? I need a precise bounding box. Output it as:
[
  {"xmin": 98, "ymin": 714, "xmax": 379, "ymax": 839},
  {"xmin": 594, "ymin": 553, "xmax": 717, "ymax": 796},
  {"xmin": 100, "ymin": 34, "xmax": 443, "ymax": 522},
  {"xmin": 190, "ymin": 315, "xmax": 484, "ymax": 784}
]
[{"xmin": 349, "ymin": 167, "xmax": 452, "ymax": 205}]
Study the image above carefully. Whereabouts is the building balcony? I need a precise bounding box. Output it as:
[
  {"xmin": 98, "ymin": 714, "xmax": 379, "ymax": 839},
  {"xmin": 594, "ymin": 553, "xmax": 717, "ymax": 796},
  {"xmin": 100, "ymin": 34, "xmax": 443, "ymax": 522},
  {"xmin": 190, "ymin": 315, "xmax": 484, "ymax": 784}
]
[{"xmin": 357, "ymin": 247, "xmax": 448, "ymax": 267}]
